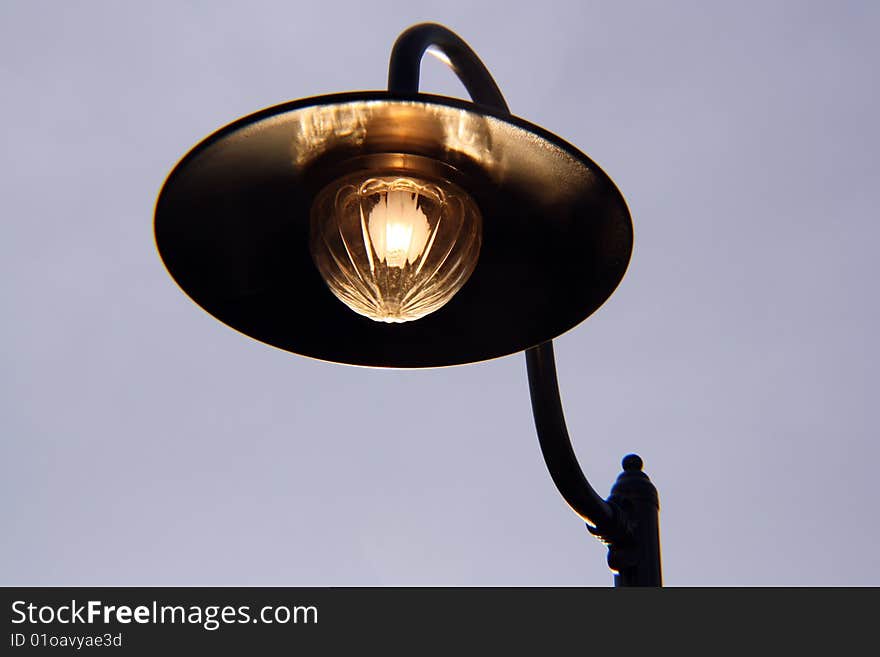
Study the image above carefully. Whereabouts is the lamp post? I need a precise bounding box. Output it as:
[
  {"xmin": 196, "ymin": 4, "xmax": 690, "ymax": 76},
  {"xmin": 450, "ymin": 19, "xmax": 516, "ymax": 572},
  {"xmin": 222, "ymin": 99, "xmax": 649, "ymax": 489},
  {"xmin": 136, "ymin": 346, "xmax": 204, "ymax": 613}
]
[{"xmin": 154, "ymin": 23, "xmax": 661, "ymax": 586}]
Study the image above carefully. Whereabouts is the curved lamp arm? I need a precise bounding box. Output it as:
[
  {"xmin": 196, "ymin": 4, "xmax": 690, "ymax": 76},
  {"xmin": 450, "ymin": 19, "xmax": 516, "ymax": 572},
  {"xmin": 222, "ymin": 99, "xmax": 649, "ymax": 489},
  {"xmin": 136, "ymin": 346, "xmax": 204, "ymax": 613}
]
[
  {"xmin": 388, "ymin": 23, "xmax": 660, "ymax": 586},
  {"xmin": 526, "ymin": 342, "xmax": 621, "ymax": 532},
  {"xmin": 388, "ymin": 23, "xmax": 509, "ymax": 112}
]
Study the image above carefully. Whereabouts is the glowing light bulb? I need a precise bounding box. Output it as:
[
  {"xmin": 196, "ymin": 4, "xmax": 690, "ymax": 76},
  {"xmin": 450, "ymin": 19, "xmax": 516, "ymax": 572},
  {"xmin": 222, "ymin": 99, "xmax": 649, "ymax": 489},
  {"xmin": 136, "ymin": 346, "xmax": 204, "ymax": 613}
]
[
  {"xmin": 310, "ymin": 173, "xmax": 482, "ymax": 323},
  {"xmin": 367, "ymin": 190, "xmax": 431, "ymax": 268}
]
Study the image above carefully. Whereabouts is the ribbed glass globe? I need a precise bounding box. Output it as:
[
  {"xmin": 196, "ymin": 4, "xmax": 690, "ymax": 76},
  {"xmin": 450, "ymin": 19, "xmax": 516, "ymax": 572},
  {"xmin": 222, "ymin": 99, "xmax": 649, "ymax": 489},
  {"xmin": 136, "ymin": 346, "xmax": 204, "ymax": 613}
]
[{"xmin": 310, "ymin": 172, "xmax": 482, "ymax": 323}]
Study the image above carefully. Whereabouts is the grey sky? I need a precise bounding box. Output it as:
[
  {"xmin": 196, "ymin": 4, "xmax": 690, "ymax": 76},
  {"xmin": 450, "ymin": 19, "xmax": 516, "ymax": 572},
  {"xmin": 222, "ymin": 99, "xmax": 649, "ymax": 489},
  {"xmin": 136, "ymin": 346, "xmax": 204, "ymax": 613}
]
[{"xmin": 2, "ymin": 0, "xmax": 878, "ymax": 585}]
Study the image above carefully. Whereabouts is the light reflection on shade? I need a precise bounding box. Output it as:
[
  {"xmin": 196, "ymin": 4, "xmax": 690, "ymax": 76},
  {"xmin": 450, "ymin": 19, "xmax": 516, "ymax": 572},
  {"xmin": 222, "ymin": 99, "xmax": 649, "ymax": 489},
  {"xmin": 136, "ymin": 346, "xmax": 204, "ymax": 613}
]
[{"xmin": 288, "ymin": 101, "xmax": 495, "ymax": 173}]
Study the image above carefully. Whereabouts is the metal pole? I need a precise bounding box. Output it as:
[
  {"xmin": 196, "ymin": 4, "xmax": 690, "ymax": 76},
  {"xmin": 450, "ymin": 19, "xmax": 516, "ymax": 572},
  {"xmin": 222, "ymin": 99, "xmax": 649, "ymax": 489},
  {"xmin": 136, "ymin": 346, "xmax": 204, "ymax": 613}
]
[
  {"xmin": 606, "ymin": 455, "xmax": 662, "ymax": 586},
  {"xmin": 388, "ymin": 23, "xmax": 661, "ymax": 586}
]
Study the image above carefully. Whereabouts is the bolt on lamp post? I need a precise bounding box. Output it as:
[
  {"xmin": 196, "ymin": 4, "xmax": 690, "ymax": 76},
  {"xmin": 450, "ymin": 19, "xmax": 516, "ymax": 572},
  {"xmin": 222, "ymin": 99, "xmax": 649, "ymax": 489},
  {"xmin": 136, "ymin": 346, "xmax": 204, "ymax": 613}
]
[{"xmin": 154, "ymin": 23, "xmax": 661, "ymax": 586}]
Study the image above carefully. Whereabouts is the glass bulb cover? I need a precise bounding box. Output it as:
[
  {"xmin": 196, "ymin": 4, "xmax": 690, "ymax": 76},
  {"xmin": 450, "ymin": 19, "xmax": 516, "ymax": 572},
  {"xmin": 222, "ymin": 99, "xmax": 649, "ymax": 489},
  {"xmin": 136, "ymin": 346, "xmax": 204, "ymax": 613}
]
[{"xmin": 310, "ymin": 172, "xmax": 482, "ymax": 323}]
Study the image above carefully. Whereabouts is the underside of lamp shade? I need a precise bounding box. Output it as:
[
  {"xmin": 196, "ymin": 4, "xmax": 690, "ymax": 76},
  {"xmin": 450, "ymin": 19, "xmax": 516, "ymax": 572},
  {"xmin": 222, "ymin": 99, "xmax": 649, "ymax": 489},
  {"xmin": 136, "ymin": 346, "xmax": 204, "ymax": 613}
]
[{"xmin": 154, "ymin": 91, "xmax": 632, "ymax": 367}]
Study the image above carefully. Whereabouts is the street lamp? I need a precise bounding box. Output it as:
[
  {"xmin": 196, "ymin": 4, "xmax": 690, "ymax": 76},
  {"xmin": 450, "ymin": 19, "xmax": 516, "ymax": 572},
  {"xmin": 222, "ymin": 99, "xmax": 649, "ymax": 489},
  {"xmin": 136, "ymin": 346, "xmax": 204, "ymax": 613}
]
[{"xmin": 154, "ymin": 23, "xmax": 661, "ymax": 586}]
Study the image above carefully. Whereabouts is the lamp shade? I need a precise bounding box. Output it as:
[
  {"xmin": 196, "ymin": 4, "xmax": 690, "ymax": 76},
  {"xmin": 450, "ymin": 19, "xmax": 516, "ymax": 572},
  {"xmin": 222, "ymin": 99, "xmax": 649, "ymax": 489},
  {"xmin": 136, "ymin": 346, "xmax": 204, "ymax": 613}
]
[{"xmin": 154, "ymin": 91, "xmax": 632, "ymax": 367}]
